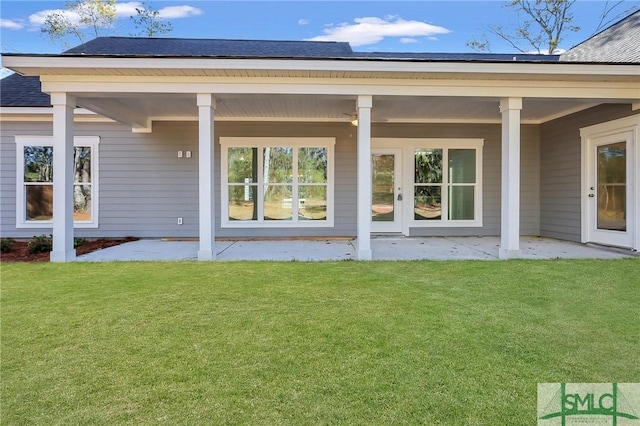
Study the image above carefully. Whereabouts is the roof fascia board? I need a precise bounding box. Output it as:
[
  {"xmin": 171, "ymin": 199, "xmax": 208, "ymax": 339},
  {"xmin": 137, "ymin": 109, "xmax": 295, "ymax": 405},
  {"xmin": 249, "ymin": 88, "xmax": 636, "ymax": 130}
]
[
  {"xmin": 0, "ymin": 107, "xmax": 113, "ymax": 122},
  {"xmin": 40, "ymin": 78, "xmax": 640, "ymax": 100},
  {"xmin": 5, "ymin": 55, "xmax": 640, "ymax": 77},
  {"xmin": 0, "ymin": 107, "xmax": 596, "ymax": 125},
  {"xmin": 0, "ymin": 113, "xmax": 547, "ymax": 125}
]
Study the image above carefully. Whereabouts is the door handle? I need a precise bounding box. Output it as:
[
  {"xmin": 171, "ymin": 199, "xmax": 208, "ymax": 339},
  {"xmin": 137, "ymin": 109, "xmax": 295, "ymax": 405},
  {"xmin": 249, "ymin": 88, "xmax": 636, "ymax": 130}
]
[
  {"xmin": 588, "ymin": 194, "xmax": 595, "ymax": 198},
  {"xmin": 397, "ymin": 194, "xmax": 403, "ymax": 201}
]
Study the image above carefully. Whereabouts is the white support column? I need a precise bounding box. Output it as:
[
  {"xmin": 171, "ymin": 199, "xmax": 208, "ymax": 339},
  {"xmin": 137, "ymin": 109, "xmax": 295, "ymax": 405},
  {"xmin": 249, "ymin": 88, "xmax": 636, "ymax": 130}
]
[
  {"xmin": 197, "ymin": 93, "xmax": 216, "ymax": 260},
  {"xmin": 499, "ymin": 97, "xmax": 522, "ymax": 259},
  {"xmin": 357, "ymin": 95, "xmax": 373, "ymax": 260},
  {"xmin": 50, "ymin": 93, "xmax": 76, "ymax": 262}
]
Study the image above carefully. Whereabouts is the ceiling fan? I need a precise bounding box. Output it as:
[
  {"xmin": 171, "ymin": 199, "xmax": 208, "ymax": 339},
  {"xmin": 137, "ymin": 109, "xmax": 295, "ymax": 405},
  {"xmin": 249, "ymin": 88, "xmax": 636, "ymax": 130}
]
[{"xmin": 342, "ymin": 110, "xmax": 386, "ymax": 126}]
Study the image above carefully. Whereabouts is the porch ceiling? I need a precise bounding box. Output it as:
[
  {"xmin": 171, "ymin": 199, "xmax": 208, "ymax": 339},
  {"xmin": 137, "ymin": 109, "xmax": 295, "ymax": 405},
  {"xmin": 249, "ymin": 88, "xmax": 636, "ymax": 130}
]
[{"xmin": 74, "ymin": 93, "xmax": 621, "ymax": 127}]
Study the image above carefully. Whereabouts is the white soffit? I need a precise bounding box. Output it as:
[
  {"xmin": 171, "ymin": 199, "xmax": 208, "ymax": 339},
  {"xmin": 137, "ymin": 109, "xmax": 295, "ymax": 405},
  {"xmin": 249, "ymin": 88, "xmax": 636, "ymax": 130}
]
[{"xmin": 2, "ymin": 94, "xmax": 627, "ymax": 125}]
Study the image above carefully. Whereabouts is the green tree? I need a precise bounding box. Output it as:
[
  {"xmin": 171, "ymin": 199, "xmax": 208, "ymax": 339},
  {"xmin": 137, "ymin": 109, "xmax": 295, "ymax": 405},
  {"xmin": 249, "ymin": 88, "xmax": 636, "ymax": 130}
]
[
  {"xmin": 41, "ymin": 0, "xmax": 118, "ymax": 48},
  {"xmin": 130, "ymin": 1, "xmax": 172, "ymax": 37}
]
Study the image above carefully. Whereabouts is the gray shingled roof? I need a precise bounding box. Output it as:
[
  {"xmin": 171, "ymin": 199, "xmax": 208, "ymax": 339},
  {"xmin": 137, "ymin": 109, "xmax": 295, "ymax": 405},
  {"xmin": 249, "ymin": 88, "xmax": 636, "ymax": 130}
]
[
  {"xmin": 61, "ymin": 36, "xmax": 559, "ymax": 62},
  {"xmin": 354, "ymin": 52, "xmax": 558, "ymax": 62},
  {"xmin": 0, "ymin": 74, "xmax": 50, "ymax": 107},
  {"xmin": 561, "ymin": 10, "xmax": 640, "ymax": 63},
  {"xmin": 2, "ymin": 11, "xmax": 637, "ymax": 109},
  {"xmin": 64, "ymin": 37, "xmax": 355, "ymax": 58}
]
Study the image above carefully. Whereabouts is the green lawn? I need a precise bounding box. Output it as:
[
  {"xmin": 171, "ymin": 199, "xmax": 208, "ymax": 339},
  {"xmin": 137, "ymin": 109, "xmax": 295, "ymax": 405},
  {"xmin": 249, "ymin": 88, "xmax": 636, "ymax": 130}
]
[{"xmin": 1, "ymin": 259, "xmax": 639, "ymax": 425}]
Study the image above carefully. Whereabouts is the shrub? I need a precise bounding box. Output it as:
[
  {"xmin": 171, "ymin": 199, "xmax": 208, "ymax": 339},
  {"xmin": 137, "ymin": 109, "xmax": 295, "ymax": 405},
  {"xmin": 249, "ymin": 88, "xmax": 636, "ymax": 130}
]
[
  {"xmin": 1, "ymin": 238, "xmax": 14, "ymax": 253},
  {"xmin": 27, "ymin": 235, "xmax": 53, "ymax": 254},
  {"xmin": 74, "ymin": 237, "xmax": 86, "ymax": 248}
]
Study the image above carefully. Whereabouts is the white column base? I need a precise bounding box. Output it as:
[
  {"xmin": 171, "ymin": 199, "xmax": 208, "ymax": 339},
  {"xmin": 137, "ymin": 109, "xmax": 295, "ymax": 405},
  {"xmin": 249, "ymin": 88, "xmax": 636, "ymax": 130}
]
[
  {"xmin": 50, "ymin": 249, "xmax": 76, "ymax": 262},
  {"xmin": 357, "ymin": 248, "xmax": 372, "ymax": 261},
  {"xmin": 198, "ymin": 249, "xmax": 215, "ymax": 261},
  {"xmin": 498, "ymin": 248, "xmax": 521, "ymax": 260}
]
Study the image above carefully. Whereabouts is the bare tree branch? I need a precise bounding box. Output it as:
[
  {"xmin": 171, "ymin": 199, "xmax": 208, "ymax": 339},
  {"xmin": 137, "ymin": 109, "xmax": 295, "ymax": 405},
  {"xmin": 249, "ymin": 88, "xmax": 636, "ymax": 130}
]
[{"xmin": 466, "ymin": 0, "xmax": 630, "ymax": 55}]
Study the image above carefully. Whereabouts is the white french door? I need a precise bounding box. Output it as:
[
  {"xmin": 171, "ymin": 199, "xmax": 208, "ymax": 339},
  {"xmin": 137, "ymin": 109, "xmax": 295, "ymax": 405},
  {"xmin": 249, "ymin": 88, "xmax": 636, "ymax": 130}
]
[{"xmin": 584, "ymin": 130, "xmax": 635, "ymax": 248}]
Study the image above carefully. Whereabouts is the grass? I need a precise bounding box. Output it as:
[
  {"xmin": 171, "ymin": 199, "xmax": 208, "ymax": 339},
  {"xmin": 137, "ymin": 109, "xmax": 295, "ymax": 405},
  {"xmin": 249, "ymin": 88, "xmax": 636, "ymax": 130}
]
[{"xmin": 1, "ymin": 259, "xmax": 639, "ymax": 425}]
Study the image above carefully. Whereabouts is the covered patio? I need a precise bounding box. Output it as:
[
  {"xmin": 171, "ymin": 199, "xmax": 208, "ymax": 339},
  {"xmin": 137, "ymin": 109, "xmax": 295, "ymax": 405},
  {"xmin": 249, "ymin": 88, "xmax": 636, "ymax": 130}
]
[
  {"xmin": 2, "ymin": 37, "xmax": 638, "ymax": 262},
  {"xmin": 76, "ymin": 236, "xmax": 636, "ymax": 262}
]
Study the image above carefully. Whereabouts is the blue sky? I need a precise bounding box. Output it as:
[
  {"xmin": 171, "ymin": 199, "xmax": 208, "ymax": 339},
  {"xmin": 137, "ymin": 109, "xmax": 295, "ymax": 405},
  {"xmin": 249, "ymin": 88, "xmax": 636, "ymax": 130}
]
[{"xmin": 1, "ymin": 0, "xmax": 639, "ymax": 76}]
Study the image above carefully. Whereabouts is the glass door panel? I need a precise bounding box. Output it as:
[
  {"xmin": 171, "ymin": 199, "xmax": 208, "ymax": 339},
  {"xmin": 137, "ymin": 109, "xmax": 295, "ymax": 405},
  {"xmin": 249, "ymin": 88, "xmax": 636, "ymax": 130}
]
[
  {"xmin": 372, "ymin": 154, "xmax": 395, "ymax": 222},
  {"xmin": 371, "ymin": 150, "xmax": 403, "ymax": 233},
  {"xmin": 597, "ymin": 142, "xmax": 626, "ymax": 231}
]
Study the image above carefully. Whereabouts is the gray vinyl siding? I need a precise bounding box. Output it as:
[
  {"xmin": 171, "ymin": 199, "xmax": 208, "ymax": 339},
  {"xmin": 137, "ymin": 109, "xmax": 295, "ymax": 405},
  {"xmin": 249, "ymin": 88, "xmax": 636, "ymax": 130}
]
[
  {"xmin": 1, "ymin": 119, "xmax": 542, "ymax": 239},
  {"xmin": 0, "ymin": 120, "xmax": 358, "ymax": 239},
  {"xmin": 372, "ymin": 123, "xmax": 540, "ymax": 237},
  {"xmin": 1, "ymin": 121, "xmax": 201, "ymax": 239},
  {"xmin": 539, "ymin": 104, "xmax": 638, "ymax": 242}
]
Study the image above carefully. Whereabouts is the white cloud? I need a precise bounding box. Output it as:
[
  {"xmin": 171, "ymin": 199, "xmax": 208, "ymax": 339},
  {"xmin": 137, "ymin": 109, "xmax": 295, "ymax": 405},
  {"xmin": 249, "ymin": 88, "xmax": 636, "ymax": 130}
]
[
  {"xmin": 1, "ymin": 19, "xmax": 25, "ymax": 30},
  {"xmin": 29, "ymin": 8, "xmax": 69, "ymax": 27},
  {"xmin": 528, "ymin": 48, "xmax": 566, "ymax": 55},
  {"xmin": 28, "ymin": 2, "xmax": 201, "ymax": 28},
  {"xmin": 114, "ymin": 2, "xmax": 144, "ymax": 17},
  {"xmin": 298, "ymin": 18, "xmax": 310, "ymax": 26},
  {"xmin": 29, "ymin": 2, "xmax": 138, "ymax": 27},
  {"xmin": 306, "ymin": 16, "xmax": 451, "ymax": 47},
  {"xmin": 1, "ymin": 67, "xmax": 14, "ymax": 79},
  {"xmin": 158, "ymin": 5, "xmax": 202, "ymax": 19},
  {"xmin": 400, "ymin": 37, "xmax": 418, "ymax": 44}
]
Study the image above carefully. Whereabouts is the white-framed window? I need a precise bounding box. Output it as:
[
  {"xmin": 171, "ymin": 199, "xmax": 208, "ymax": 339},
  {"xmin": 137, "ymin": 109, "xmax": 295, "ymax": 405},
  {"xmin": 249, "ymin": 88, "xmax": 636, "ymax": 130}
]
[
  {"xmin": 16, "ymin": 136, "xmax": 100, "ymax": 228},
  {"xmin": 407, "ymin": 139, "xmax": 483, "ymax": 227},
  {"xmin": 220, "ymin": 137, "xmax": 335, "ymax": 228}
]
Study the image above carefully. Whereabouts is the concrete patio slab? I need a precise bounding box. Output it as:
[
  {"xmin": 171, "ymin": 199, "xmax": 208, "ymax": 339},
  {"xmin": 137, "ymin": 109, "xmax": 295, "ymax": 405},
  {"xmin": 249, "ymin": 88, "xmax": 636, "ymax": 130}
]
[
  {"xmin": 77, "ymin": 239, "xmax": 201, "ymax": 262},
  {"xmin": 218, "ymin": 240, "xmax": 356, "ymax": 261},
  {"xmin": 75, "ymin": 236, "xmax": 636, "ymax": 262},
  {"xmin": 370, "ymin": 236, "xmax": 635, "ymax": 260}
]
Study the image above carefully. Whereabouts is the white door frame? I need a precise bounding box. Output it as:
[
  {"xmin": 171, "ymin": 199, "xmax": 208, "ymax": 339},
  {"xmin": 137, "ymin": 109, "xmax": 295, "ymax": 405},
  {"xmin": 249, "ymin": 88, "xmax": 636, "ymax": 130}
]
[
  {"xmin": 371, "ymin": 147, "xmax": 404, "ymax": 233},
  {"xmin": 581, "ymin": 115, "xmax": 640, "ymax": 250}
]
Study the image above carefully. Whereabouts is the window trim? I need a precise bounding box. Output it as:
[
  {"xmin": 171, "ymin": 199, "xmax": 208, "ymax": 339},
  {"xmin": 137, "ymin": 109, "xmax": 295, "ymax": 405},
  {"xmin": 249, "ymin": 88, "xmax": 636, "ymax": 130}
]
[
  {"xmin": 220, "ymin": 137, "xmax": 335, "ymax": 228},
  {"xmin": 15, "ymin": 135, "xmax": 100, "ymax": 229}
]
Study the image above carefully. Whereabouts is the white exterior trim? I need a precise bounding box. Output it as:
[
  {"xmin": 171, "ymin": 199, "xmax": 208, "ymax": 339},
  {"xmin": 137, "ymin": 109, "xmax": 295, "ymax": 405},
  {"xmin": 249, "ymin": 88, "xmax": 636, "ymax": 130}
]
[
  {"xmin": 499, "ymin": 97, "xmax": 522, "ymax": 259},
  {"xmin": 580, "ymin": 114, "xmax": 640, "ymax": 251},
  {"xmin": 3, "ymin": 110, "xmax": 604, "ymax": 126},
  {"xmin": 372, "ymin": 138, "xmax": 484, "ymax": 231},
  {"xmin": 38, "ymin": 77, "xmax": 639, "ymax": 100},
  {"xmin": 219, "ymin": 137, "xmax": 335, "ymax": 229},
  {"xmin": 356, "ymin": 95, "xmax": 373, "ymax": 260},
  {"xmin": 0, "ymin": 107, "xmax": 115, "ymax": 123},
  {"xmin": 50, "ymin": 93, "xmax": 76, "ymax": 262},
  {"xmin": 6, "ymin": 55, "xmax": 640, "ymax": 77},
  {"xmin": 15, "ymin": 135, "xmax": 100, "ymax": 230},
  {"xmin": 197, "ymin": 94, "xmax": 216, "ymax": 260}
]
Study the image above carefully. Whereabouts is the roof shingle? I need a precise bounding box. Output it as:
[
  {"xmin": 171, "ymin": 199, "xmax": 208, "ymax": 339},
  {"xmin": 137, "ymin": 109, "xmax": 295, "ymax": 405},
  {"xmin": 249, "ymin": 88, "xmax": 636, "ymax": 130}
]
[
  {"xmin": 63, "ymin": 37, "xmax": 354, "ymax": 58},
  {"xmin": 561, "ymin": 10, "xmax": 640, "ymax": 63},
  {"xmin": 60, "ymin": 36, "xmax": 560, "ymax": 62},
  {"xmin": 0, "ymin": 74, "xmax": 50, "ymax": 107}
]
